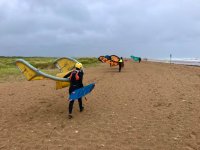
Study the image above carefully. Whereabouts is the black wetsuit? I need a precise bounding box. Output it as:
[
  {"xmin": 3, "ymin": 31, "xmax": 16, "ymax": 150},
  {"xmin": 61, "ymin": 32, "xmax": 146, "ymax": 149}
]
[
  {"xmin": 65, "ymin": 69, "xmax": 84, "ymax": 114},
  {"xmin": 139, "ymin": 57, "xmax": 141, "ymax": 63}
]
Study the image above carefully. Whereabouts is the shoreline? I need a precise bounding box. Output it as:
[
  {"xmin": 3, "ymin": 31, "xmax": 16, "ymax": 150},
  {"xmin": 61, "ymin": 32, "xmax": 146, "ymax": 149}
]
[{"xmin": 147, "ymin": 59, "xmax": 200, "ymax": 67}]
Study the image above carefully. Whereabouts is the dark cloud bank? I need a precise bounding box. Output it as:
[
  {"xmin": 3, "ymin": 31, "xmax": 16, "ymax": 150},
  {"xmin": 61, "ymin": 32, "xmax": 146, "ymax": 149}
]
[{"xmin": 0, "ymin": 0, "xmax": 200, "ymax": 59}]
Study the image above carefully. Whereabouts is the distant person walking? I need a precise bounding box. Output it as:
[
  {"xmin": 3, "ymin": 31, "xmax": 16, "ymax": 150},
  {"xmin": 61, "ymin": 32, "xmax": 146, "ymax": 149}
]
[
  {"xmin": 139, "ymin": 57, "xmax": 141, "ymax": 63},
  {"xmin": 119, "ymin": 57, "xmax": 123, "ymax": 72}
]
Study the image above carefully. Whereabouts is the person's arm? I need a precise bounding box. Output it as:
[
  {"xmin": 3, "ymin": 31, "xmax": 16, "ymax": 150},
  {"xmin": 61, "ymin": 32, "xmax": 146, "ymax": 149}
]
[{"xmin": 64, "ymin": 72, "xmax": 71, "ymax": 78}]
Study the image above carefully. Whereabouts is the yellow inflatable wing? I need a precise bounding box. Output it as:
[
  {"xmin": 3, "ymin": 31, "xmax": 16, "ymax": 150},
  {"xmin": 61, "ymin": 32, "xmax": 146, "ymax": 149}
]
[
  {"xmin": 54, "ymin": 57, "xmax": 78, "ymax": 73},
  {"xmin": 16, "ymin": 59, "xmax": 71, "ymax": 89},
  {"xmin": 53, "ymin": 57, "xmax": 82, "ymax": 89},
  {"xmin": 55, "ymin": 71, "xmax": 72, "ymax": 90}
]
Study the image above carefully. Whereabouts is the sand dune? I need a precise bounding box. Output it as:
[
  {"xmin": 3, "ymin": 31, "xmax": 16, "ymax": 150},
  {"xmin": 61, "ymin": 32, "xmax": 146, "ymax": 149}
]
[{"xmin": 0, "ymin": 61, "xmax": 200, "ymax": 150}]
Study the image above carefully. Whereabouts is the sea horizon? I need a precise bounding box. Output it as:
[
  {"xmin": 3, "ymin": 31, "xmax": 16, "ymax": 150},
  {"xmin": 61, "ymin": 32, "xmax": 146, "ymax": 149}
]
[{"xmin": 148, "ymin": 57, "xmax": 200, "ymax": 66}]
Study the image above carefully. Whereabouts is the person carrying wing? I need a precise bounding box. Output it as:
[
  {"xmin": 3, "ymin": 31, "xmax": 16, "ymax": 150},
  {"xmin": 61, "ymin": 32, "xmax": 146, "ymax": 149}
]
[
  {"xmin": 64, "ymin": 62, "xmax": 84, "ymax": 119},
  {"xmin": 118, "ymin": 57, "xmax": 123, "ymax": 72}
]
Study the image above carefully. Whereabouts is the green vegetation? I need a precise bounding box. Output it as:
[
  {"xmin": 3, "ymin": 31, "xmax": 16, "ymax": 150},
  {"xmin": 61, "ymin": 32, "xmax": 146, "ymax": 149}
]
[
  {"xmin": 0, "ymin": 56, "xmax": 99, "ymax": 82},
  {"xmin": 76, "ymin": 57, "xmax": 100, "ymax": 67}
]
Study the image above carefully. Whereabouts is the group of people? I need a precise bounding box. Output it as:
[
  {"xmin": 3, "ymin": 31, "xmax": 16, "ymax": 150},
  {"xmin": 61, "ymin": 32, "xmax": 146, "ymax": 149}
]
[{"xmin": 65, "ymin": 57, "xmax": 124, "ymax": 119}]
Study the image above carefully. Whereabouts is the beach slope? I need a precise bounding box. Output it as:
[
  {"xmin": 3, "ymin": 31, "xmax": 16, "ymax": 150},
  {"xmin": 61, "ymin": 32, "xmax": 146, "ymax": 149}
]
[{"xmin": 0, "ymin": 61, "xmax": 200, "ymax": 150}]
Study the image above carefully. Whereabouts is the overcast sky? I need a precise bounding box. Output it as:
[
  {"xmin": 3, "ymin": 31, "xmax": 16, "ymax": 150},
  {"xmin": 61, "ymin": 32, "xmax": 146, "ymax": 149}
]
[{"xmin": 0, "ymin": 0, "xmax": 200, "ymax": 59}]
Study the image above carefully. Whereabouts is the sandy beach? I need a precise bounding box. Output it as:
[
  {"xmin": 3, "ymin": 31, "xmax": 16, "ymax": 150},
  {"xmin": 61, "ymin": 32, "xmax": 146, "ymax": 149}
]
[{"xmin": 0, "ymin": 61, "xmax": 200, "ymax": 150}]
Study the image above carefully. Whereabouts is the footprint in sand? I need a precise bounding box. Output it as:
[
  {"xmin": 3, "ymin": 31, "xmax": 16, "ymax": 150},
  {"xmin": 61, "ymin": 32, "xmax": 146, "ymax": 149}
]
[
  {"xmin": 185, "ymin": 145, "xmax": 196, "ymax": 150},
  {"xmin": 184, "ymin": 132, "xmax": 200, "ymax": 150},
  {"xmin": 8, "ymin": 93, "xmax": 15, "ymax": 96},
  {"xmin": 189, "ymin": 132, "xmax": 197, "ymax": 140}
]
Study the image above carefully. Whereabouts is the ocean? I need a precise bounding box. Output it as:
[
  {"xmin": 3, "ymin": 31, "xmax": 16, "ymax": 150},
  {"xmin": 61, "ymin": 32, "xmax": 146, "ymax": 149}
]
[{"xmin": 147, "ymin": 58, "xmax": 200, "ymax": 67}]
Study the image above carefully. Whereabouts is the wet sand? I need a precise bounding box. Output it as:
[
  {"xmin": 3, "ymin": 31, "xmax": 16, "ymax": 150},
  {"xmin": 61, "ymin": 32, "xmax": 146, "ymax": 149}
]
[{"xmin": 0, "ymin": 61, "xmax": 200, "ymax": 150}]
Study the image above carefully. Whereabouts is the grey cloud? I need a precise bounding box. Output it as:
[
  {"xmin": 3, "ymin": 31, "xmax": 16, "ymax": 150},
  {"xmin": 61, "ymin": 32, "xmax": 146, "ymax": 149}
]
[{"xmin": 0, "ymin": 0, "xmax": 200, "ymax": 58}]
